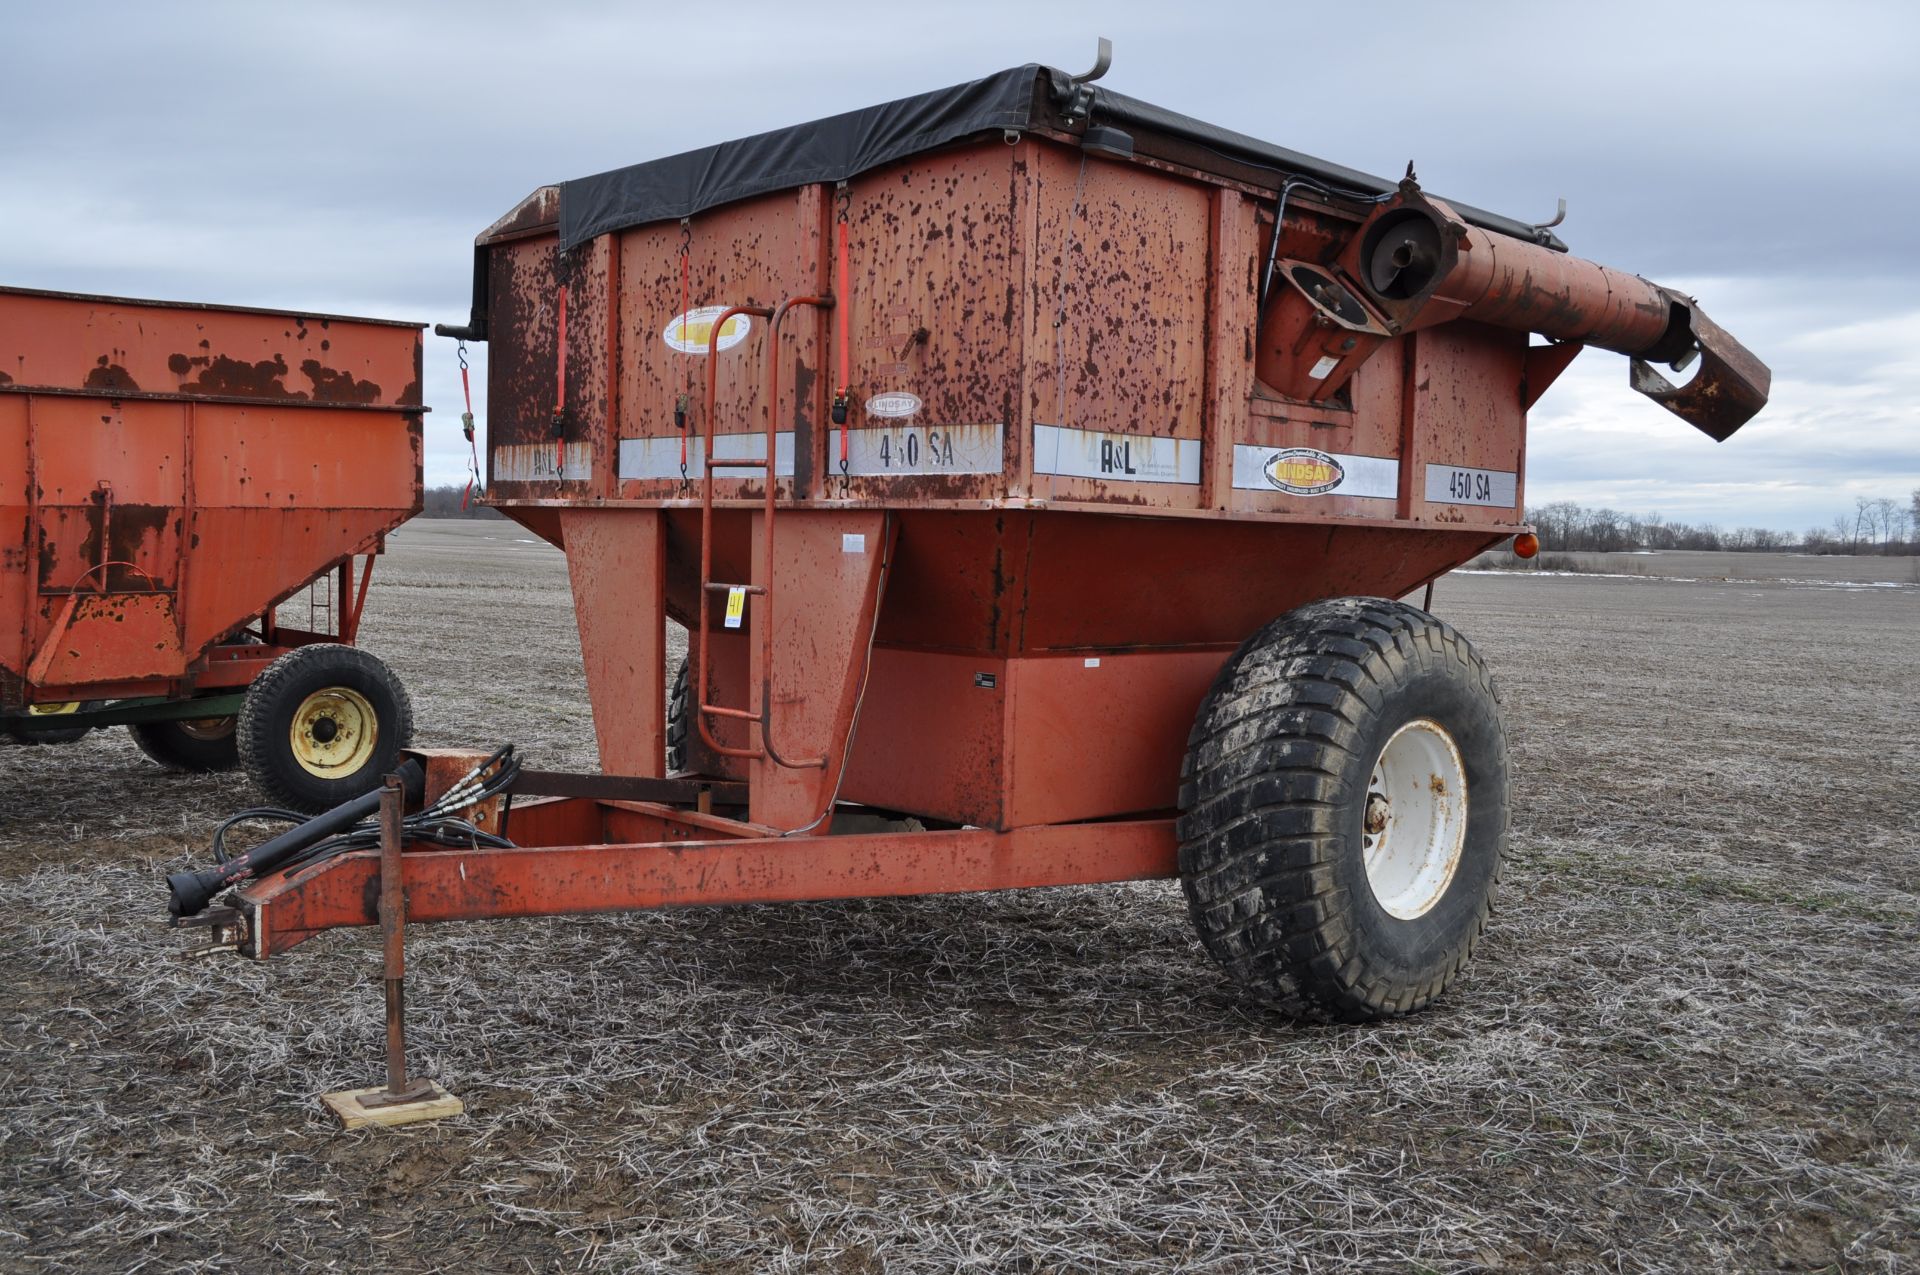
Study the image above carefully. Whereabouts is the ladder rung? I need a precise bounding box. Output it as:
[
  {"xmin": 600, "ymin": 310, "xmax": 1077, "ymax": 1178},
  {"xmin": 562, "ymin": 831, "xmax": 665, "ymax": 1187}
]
[
  {"xmin": 703, "ymin": 582, "xmax": 766, "ymax": 595},
  {"xmin": 701, "ymin": 703, "xmax": 762, "ymax": 723}
]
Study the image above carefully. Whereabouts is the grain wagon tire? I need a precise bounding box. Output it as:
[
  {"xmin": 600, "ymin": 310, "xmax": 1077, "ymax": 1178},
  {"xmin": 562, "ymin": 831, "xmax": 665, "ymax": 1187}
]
[
  {"xmin": 129, "ymin": 714, "xmax": 239, "ymax": 772},
  {"xmin": 1, "ymin": 701, "xmax": 99, "ymax": 746},
  {"xmin": 666, "ymin": 658, "xmax": 690, "ymax": 773},
  {"xmin": 1176, "ymin": 597, "xmax": 1508, "ymax": 1022},
  {"xmin": 237, "ymin": 644, "xmax": 413, "ymax": 814}
]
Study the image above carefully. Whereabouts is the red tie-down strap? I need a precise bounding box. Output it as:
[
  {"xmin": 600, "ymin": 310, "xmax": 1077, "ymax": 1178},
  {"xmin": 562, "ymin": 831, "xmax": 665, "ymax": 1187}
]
[
  {"xmin": 833, "ymin": 189, "xmax": 853, "ymax": 477},
  {"xmin": 679, "ymin": 232, "xmax": 692, "ymax": 478},
  {"xmin": 458, "ymin": 343, "xmax": 481, "ymax": 509}
]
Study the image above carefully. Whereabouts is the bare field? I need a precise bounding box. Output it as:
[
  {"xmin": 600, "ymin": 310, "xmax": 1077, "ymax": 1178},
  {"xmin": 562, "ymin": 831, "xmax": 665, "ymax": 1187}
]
[
  {"xmin": 3, "ymin": 519, "xmax": 1916, "ymax": 1273},
  {"xmin": 1467, "ymin": 547, "xmax": 1920, "ymax": 586}
]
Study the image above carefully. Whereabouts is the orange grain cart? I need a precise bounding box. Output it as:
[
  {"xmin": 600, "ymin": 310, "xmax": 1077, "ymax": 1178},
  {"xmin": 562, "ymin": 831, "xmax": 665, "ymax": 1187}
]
[
  {"xmin": 2, "ymin": 287, "xmax": 423, "ymax": 812},
  {"xmin": 187, "ymin": 55, "xmax": 1766, "ymax": 1021}
]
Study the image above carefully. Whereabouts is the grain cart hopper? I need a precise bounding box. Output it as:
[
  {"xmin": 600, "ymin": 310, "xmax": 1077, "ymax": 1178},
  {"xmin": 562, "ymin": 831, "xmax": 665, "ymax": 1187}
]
[
  {"xmin": 171, "ymin": 53, "xmax": 1767, "ymax": 1040},
  {"xmin": 2, "ymin": 287, "xmax": 423, "ymax": 812}
]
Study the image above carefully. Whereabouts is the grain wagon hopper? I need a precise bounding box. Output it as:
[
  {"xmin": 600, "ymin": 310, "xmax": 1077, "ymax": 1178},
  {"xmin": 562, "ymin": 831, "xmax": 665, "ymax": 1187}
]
[
  {"xmin": 168, "ymin": 49, "xmax": 1767, "ymax": 1105},
  {"xmin": 2, "ymin": 288, "xmax": 423, "ymax": 811}
]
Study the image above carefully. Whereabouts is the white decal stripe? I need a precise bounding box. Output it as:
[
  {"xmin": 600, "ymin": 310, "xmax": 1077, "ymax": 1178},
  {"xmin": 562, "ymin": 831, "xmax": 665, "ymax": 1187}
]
[
  {"xmin": 829, "ymin": 424, "xmax": 1004, "ymax": 476},
  {"xmin": 1423, "ymin": 463, "xmax": 1518, "ymax": 508},
  {"xmin": 618, "ymin": 433, "xmax": 795, "ymax": 480},
  {"xmin": 1032, "ymin": 424, "xmax": 1202, "ymax": 484}
]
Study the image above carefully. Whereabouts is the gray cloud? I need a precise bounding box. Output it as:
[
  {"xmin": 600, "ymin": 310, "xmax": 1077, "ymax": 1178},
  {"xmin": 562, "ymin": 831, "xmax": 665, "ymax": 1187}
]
[{"xmin": 4, "ymin": 0, "xmax": 1914, "ymax": 529}]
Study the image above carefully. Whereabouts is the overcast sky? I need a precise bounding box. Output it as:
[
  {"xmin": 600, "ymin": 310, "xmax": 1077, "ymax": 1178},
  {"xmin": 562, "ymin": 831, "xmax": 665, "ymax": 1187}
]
[{"xmin": 4, "ymin": 0, "xmax": 1914, "ymax": 532}]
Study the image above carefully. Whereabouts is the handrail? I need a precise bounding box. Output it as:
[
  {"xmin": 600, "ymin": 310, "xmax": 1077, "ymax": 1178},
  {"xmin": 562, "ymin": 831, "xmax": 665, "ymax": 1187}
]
[
  {"xmin": 694, "ymin": 304, "xmax": 775, "ymax": 763},
  {"xmin": 756, "ymin": 296, "xmax": 834, "ymax": 771},
  {"xmin": 690, "ymin": 295, "xmax": 837, "ymax": 772}
]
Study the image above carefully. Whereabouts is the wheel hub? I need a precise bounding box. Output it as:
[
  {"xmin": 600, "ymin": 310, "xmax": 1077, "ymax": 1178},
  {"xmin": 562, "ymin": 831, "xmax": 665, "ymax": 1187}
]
[
  {"xmin": 290, "ymin": 687, "xmax": 377, "ymax": 778},
  {"xmin": 1361, "ymin": 718, "xmax": 1469, "ymax": 920}
]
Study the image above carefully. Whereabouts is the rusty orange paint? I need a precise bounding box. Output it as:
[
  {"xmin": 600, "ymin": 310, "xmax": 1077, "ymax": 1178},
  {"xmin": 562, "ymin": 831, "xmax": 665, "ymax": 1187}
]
[
  {"xmin": 837, "ymin": 645, "xmax": 1230, "ymax": 829},
  {"xmin": 0, "ymin": 287, "xmax": 423, "ymax": 712},
  {"xmin": 560, "ymin": 509, "xmax": 666, "ymax": 776},
  {"xmin": 740, "ymin": 508, "xmax": 890, "ymax": 828},
  {"xmin": 407, "ymin": 747, "xmax": 508, "ymax": 837},
  {"xmin": 228, "ymin": 105, "xmax": 1767, "ymax": 949},
  {"xmin": 237, "ymin": 808, "xmax": 1178, "ymax": 956}
]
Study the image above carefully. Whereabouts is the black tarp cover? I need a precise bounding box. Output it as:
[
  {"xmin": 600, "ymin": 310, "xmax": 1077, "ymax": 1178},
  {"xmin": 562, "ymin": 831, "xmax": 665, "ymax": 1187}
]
[{"xmin": 557, "ymin": 64, "xmax": 1558, "ymax": 252}]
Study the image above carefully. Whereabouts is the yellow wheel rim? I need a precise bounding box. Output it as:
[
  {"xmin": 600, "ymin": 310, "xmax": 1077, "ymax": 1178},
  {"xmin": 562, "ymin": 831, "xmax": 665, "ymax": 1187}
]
[
  {"xmin": 178, "ymin": 716, "xmax": 236, "ymax": 741},
  {"xmin": 27, "ymin": 702, "xmax": 81, "ymax": 716},
  {"xmin": 289, "ymin": 687, "xmax": 377, "ymax": 778}
]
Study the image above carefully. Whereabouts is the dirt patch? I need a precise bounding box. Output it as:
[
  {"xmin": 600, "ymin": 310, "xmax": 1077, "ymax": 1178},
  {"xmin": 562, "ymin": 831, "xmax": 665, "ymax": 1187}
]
[{"xmin": 2, "ymin": 520, "xmax": 1915, "ymax": 1272}]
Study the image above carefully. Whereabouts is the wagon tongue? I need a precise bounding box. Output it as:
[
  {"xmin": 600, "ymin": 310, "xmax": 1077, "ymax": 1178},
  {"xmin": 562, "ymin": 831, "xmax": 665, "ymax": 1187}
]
[
  {"xmin": 166, "ymin": 759, "xmax": 428, "ymax": 922},
  {"xmin": 173, "ymin": 905, "xmax": 247, "ymax": 958}
]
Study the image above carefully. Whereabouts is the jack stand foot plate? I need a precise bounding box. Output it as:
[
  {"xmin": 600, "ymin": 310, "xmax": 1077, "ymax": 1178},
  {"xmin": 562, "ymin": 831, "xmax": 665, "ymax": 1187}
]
[{"xmin": 321, "ymin": 1081, "xmax": 463, "ymax": 1130}]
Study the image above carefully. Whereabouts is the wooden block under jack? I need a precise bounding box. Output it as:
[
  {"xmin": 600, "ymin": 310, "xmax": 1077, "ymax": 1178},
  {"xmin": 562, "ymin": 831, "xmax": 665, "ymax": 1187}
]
[{"xmin": 321, "ymin": 1082, "xmax": 463, "ymax": 1130}]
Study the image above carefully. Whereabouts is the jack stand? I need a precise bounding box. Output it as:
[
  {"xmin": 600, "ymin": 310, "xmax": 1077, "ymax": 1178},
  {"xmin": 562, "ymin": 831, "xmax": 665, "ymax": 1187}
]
[{"xmin": 321, "ymin": 773, "xmax": 463, "ymax": 1130}]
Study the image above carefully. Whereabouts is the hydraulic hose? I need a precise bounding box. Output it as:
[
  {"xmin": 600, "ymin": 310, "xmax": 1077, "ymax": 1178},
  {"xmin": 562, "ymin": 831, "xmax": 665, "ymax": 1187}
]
[
  {"xmin": 167, "ymin": 760, "xmax": 426, "ymax": 918},
  {"xmin": 166, "ymin": 747, "xmax": 524, "ymax": 920}
]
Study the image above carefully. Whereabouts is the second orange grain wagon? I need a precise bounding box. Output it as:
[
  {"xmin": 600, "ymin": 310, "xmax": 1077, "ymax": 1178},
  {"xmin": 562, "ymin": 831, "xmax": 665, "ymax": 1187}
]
[{"xmin": 1, "ymin": 287, "xmax": 424, "ymax": 812}]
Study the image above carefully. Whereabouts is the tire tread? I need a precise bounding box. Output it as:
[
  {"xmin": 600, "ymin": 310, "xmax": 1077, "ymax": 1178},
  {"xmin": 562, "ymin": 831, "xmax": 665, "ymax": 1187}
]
[
  {"xmin": 237, "ymin": 644, "xmax": 412, "ymax": 813},
  {"xmin": 1177, "ymin": 597, "xmax": 1506, "ymax": 1022}
]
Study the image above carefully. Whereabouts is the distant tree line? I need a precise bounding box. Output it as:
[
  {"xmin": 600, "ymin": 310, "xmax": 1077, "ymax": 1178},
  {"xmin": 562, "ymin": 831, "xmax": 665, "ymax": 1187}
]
[
  {"xmin": 1809, "ymin": 494, "xmax": 1920, "ymax": 555},
  {"xmin": 419, "ymin": 484, "xmax": 505, "ymax": 519},
  {"xmin": 1531, "ymin": 493, "xmax": 1917, "ymax": 555}
]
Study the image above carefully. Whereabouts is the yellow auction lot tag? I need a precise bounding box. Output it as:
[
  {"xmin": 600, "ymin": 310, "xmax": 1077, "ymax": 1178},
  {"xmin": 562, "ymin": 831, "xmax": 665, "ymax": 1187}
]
[{"xmin": 724, "ymin": 586, "xmax": 746, "ymax": 630}]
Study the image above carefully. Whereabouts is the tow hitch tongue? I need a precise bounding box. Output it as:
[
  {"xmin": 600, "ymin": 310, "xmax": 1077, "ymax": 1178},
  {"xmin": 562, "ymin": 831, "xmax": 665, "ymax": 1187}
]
[
  {"xmin": 165, "ymin": 757, "xmax": 426, "ymax": 922},
  {"xmin": 173, "ymin": 906, "xmax": 246, "ymax": 958}
]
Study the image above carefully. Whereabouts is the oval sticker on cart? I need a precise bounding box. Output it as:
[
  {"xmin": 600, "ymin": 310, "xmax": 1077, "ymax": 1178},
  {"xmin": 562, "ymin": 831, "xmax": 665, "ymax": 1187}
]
[
  {"xmin": 865, "ymin": 391, "xmax": 922, "ymax": 419},
  {"xmin": 663, "ymin": 306, "xmax": 751, "ymax": 355},
  {"xmin": 1263, "ymin": 447, "xmax": 1346, "ymax": 495}
]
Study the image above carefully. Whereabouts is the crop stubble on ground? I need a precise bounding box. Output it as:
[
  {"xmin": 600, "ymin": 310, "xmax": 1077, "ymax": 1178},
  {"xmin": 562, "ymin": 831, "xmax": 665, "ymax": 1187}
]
[{"xmin": 2, "ymin": 520, "xmax": 1915, "ymax": 1273}]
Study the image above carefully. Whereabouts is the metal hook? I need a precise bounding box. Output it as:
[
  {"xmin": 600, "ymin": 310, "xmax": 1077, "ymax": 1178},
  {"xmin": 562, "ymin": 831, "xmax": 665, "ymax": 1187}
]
[
  {"xmin": 1059, "ymin": 37, "xmax": 1114, "ymax": 126},
  {"xmin": 1533, "ymin": 198, "xmax": 1567, "ymax": 231},
  {"xmin": 1070, "ymin": 36, "xmax": 1113, "ymax": 85}
]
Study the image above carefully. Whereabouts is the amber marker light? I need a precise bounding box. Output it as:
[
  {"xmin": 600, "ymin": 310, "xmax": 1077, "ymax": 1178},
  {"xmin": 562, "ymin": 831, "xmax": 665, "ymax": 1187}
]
[{"xmin": 1513, "ymin": 532, "xmax": 1540, "ymax": 559}]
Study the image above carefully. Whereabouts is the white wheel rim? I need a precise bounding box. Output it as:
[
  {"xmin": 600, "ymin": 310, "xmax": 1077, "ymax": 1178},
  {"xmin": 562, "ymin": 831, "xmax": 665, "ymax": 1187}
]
[{"xmin": 1361, "ymin": 718, "xmax": 1469, "ymax": 920}]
